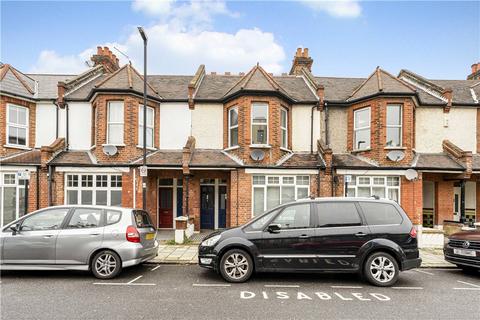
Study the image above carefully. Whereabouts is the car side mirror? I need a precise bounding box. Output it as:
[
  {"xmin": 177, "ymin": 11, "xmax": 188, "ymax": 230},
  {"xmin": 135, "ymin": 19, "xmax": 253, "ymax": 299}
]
[
  {"xmin": 267, "ymin": 224, "xmax": 281, "ymax": 234},
  {"xmin": 9, "ymin": 224, "xmax": 19, "ymax": 235}
]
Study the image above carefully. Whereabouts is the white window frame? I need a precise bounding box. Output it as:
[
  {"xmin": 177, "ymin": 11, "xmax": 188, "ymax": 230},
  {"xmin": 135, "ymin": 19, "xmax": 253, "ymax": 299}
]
[
  {"xmin": 228, "ymin": 106, "xmax": 239, "ymax": 147},
  {"xmin": 353, "ymin": 107, "xmax": 371, "ymax": 150},
  {"xmin": 106, "ymin": 101, "xmax": 124, "ymax": 145},
  {"xmin": 0, "ymin": 172, "xmax": 27, "ymax": 227},
  {"xmin": 6, "ymin": 104, "xmax": 29, "ymax": 148},
  {"xmin": 138, "ymin": 105, "xmax": 155, "ymax": 148},
  {"xmin": 64, "ymin": 173, "xmax": 122, "ymax": 206},
  {"xmin": 251, "ymin": 103, "xmax": 269, "ymax": 146},
  {"xmin": 345, "ymin": 175, "xmax": 401, "ymax": 203},
  {"xmin": 252, "ymin": 175, "xmax": 310, "ymax": 217},
  {"xmin": 280, "ymin": 107, "xmax": 288, "ymax": 149},
  {"xmin": 386, "ymin": 104, "xmax": 403, "ymax": 147}
]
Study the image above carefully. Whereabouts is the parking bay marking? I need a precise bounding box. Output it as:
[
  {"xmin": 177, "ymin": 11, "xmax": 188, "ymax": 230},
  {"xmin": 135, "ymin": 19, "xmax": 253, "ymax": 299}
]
[
  {"xmin": 150, "ymin": 266, "xmax": 161, "ymax": 271},
  {"xmin": 413, "ymin": 269, "xmax": 434, "ymax": 276},
  {"xmin": 264, "ymin": 285, "xmax": 300, "ymax": 288},
  {"xmin": 93, "ymin": 275, "xmax": 156, "ymax": 286},
  {"xmin": 454, "ymin": 280, "xmax": 480, "ymax": 291},
  {"xmin": 391, "ymin": 287, "xmax": 424, "ymax": 290},
  {"xmin": 192, "ymin": 283, "xmax": 231, "ymax": 287},
  {"xmin": 331, "ymin": 286, "xmax": 363, "ymax": 289}
]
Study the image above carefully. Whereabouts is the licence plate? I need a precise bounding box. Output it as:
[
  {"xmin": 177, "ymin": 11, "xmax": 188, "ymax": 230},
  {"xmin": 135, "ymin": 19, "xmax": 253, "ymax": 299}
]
[
  {"xmin": 453, "ymin": 248, "xmax": 476, "ymax": 257},
  {"xmin": 145, "ymin": 233, "xmax": 155, "ymax": 240}
]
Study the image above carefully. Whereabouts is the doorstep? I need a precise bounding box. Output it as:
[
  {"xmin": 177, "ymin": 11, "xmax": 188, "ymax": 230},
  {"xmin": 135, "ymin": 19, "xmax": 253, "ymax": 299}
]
[{"xmin": 150, "ymin": 246, "xmax": 455, "ymax": 268}]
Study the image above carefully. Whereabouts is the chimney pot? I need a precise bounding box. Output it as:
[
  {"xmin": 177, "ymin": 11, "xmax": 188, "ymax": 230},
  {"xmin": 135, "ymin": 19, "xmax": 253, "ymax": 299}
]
[
  {"xmin": 282, "ymin": 72, "xmax": 287, "ymax": 76},
  {"xmin": 296, "ymin": 48, "xmax": 302, "ymax": 57},
  {"xmin": 239, "ymin": 72, "xmax": 245, "ymax": 76},
  {"xmin": 210, "ymin": 72, "xmax": 217, "ymax": 75},
  {"xmin": 472, "ymin": 63, "xmax": 479, "ymax": 74},
  {"xmin": 225, "ymin": 72, "xmax": 231, "ymax": 75},
  {"xmin": 303, "ymin": 48, "xmax": 309, "ymax": 57}
]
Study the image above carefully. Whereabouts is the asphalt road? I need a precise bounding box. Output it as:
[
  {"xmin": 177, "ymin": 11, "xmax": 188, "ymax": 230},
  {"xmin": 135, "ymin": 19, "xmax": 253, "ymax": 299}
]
[{"xmin": 1, "ymin": 265, "xmax": 479, "ymax": 320}]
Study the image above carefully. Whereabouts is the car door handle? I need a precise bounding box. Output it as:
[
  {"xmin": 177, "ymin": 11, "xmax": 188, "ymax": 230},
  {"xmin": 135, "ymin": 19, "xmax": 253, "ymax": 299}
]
[
  {"xmin": 43, "ymin": 235, "xmax": 54, "ymax": 238},
  {"xmin": 355, "ymin": 232, "xmax": 367, "ymax": 237},
  {"xmin": 299, "ymin": 234, "xmax": 310, "ymax": 239},
  {"xmin": 90, "ymin": 233, "xmax": 100, "ymax": 236}
]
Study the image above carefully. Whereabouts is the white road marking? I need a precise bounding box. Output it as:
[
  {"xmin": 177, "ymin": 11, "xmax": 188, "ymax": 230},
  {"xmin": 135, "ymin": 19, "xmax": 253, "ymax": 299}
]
[
  {"xmin": 457, "ymin": 281, "xmax": 480, "ymax": 288},
  {"xmin": 453, "ymin": 287, "xmax": 480, "ymax": 291},
  {"xmin": 392, "ymin": 287, "xmax": 424, "ymax": 290},
  {"xmin": 330, "ymin": 285, "xmax": 363, "ymax": 289},
  {"xmin": 264, "ymin": 285, "xmax": 300, "ymax": 288},
  {"xmin": 150, "ymin": 266, "xmax": 161, "ymax": 271},
  {"xmin": 92, "ymin": 282, "xmax": 155, "ymax": 286},
  {"xmin": 192, "ymin": 283, "xmax": 231, "ymax": 287},
  {"xmin": 127, "ymin": 276, "xmax": 143, "ymax": 284},
  {"xmin": 414, "ymin": 269, "xmax": 434, "ymax": 276}
]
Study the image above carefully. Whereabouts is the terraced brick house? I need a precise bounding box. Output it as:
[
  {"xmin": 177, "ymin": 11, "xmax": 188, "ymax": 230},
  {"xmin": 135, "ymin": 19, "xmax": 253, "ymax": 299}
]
[{"xmin": 1, "ymin": 47, "xmax": 479, "ymax": 238}]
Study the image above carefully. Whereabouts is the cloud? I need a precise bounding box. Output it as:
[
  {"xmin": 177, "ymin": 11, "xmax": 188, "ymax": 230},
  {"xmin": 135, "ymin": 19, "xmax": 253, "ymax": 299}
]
[
  {"xmin": 301, "ymin": 0, "xmax": 362, "ymax": 18},
  {"xmin": 132, "ymin": 0, "xmax": 174, "ymax": 16},
  {"xmin": 30, "ymin": 1, "xmax": 285, "ymax": 74}
]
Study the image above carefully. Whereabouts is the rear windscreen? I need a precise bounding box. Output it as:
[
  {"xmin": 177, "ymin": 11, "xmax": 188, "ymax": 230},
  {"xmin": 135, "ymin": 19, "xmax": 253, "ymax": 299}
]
[{"xmin": 133, "ymin": 210, "xmax": 154, "ymax": 228}]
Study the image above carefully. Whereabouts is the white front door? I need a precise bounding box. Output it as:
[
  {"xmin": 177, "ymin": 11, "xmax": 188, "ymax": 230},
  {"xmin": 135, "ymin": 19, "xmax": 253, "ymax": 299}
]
[{"xmin": 453, "ymin": 187, "xmax": 461, "ymax": 222}]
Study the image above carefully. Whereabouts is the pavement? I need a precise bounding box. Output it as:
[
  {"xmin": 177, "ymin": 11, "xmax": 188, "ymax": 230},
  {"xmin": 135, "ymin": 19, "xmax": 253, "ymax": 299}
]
[
  {"xmin": 152, "ymin": 244, "xmax": 455, "ymax": 268},
  {"xmin": 1, "ymin": 265, "xmax": 479, "ymax": 319}
]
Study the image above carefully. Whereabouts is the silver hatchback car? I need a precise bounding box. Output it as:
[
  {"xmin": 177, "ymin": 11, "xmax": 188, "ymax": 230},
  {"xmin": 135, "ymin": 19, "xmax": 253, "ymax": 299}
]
[{"xmin": 0, "ymin": 205, "xmax": 158, "ymax": 279}]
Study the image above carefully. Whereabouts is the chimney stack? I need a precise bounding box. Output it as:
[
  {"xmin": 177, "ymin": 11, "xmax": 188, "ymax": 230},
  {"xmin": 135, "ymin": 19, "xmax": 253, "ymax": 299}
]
[
  {"xmin": 91, "ymin": 46, "xmax": 120, "ymax": 73},
  {"xmin": 468, "ymin": 62, "xmax": 480, "ymax": 80},
  {"xmin": 289, "ymin": 47, "xmax": 314, "ymax": 75}
]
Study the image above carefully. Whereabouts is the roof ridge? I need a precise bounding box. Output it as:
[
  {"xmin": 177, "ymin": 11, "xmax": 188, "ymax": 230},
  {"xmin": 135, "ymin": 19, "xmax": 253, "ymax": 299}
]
[
  {"xmin": 222, "ymin": 66, "xmax": 256, "ymax": 97},
  {"xmin": 129, "ymin": 64, "xmax": 159, "ymax": 94},
  {"xmin": 94, "ymin": 64, "xmax": 128, "ymax": 88},
  {"xmin": 378, "ymin": 68, "xmax": 416, "ymax": 92},
  {"xmin": 348, "ymin": 68, "xmax": 378, "ymax": 100},
  {"xmin": 126, "ymin": 64, "xmax": 133, "ymax": 89},
  {"xmin": 2, "ymin": 64, "xmax": 36, "ymax": 95}
]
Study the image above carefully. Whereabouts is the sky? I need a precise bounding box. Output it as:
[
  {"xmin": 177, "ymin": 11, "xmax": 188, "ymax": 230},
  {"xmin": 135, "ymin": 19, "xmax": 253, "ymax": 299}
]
[{"xmin": 1, "ymin": 0, "xmax": 479, "ymax": 79}]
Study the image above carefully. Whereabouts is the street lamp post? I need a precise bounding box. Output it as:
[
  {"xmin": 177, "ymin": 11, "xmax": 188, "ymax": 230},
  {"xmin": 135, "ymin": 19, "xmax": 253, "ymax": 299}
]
[{"xmin": 138, "ymin": 26, "xmax": 148, "ymax": 210}]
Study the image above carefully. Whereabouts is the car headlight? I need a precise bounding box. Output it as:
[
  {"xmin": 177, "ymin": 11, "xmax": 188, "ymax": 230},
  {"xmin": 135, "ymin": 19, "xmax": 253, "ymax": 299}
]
[
  {"xmin": 201, "ymin": 234, "xmax": 221, "ymax": 247},
  {"xmin": 444, "ymin": 237, "xmax": 450, "ymax": 246}
]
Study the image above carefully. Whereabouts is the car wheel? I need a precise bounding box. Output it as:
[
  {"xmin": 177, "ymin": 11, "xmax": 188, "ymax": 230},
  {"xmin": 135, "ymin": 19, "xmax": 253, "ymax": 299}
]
[
  {"xmin": 219, "ymin": 249, "xmax": 253, "ymax": 283},
  {"xmin": 364, "ymin": 252, "xmax": 399, "ymax": 287},
  {"xmin": 91, "ymin": 250, "xmax": 122, "ymax": 279}
]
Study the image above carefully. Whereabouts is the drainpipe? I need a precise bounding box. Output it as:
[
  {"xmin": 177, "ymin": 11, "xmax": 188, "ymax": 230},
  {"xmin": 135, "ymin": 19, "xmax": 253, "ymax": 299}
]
[
  {"xmin": 460, "ymin": 180, "xmax": 466, "ymax": 224},
  {"xmin": 330, "ymin": 166, "xmax": 335, "ymax": 197},
  {"xmin": 325, "ymin": 102, "xmax": 330, "ymax": 146},
  {"xmin": 185, "ymin": 175, "xmax": 190, "ymax": 220},
  {"xmin": 236, "ymin": 169, "xmax": 239, "ymax": 226},
  {"xmin": 65, "ymin": 103, "xmax": 70, "ymax": 150},
  {"xmin": 36, "ymin": 166, "xmax": 40, "ymax": 210},
  {"xmin": 47, "ymin": 165, "xmax": 53, "ymax": 206}
]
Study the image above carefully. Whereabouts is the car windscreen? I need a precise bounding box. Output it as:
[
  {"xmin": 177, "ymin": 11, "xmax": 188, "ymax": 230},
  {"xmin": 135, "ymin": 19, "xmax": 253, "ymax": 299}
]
[
  {"xmin": 244, "ymin": 208, "xmax": 281, "ymax": 231},
  {"xmin": 133, "ymin": 210, "xmax": 154, "ymax": 228}
]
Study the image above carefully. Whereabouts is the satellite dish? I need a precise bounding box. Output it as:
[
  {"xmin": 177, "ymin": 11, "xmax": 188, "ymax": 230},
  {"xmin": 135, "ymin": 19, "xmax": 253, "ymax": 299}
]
[
  {"xmin": 250, "ymin": 149, "xmax": 265, "ymax": 161},
  {"xmin": 386, "ymin": 150, "xmax": 405, "ymax": 162},
  {"xmin": 103, "ymin": 144, "xmax": 118, "ymax": 156},
  {"xmin": 405, "ymin": 169, "xmax": 418, "ymax": 181}
]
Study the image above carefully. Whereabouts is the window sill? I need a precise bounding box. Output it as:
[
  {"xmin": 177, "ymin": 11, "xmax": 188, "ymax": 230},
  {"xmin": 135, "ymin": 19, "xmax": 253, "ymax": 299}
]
[
  {"xmin": 351, "ymin": 148, "xmax": 371, "ymax": 153},
  {"xmin": 224, "ymin": 145, "xmax": 240, "ymax": 151},
  {"xmin": 384, "ymin": 146, "xmax": 406, "ymax": 150},
  {"xmin": 102, "ymin": 143, "xmax": 126, "ymax": 147},
  {"xmin": 136, "ymin": 145, "xmax": 157, "ymax": 151},
  {"xmin": 4, "ymin": 144, "xmax": 31, "ymax": 150},
  {"xmin": 280, "ymin": 147, "xmax": 292, "ymax": 153},
  {"xmin": 250, "ymin": 144, "xmax": 272, "ymax": 149}
]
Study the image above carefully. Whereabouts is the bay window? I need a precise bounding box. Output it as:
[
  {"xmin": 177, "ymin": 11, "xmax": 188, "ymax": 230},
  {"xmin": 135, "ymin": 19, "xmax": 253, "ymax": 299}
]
[
  {"xmin": 7, "ymin": 104, "xmax": 28, "ymax": 147},
  {"xmin": 353, "ymin": 107, "xmax": 370, "ymax": 150},
  {"xmin": 252, "ymin": 175, "xmax": 310, "ymax": 216},
  {"xmin": 251, "ymin": 103, "xmax": 268, "ymax": 145},
  {"xmin": 228, "ymin": 107, "xmax": 238, "ymax": 147},
  {"xmin": 280, "ymin": 107, "xmax": 288, "ymax": 149},
  {"xmin": 66, "ymin": 174, "xmax": 122, "ymax": 206},
  {"xmin": 346, "ymin": 176, "xmax": 400, "ymax": 202},
  {"xmin": 107, "ymin": 101, "xmax": 124, "ymax": 145},
  {"xmin": 386, "ymin": 104, "xmax": 402, "ymax": 147},
  {"xmin": 138, "ymin": 105, "xmax": 154, "ymax": 148}
]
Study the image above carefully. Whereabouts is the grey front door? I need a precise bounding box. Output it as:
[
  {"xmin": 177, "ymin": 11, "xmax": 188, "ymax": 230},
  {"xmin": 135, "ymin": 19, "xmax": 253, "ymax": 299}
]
[
  {"xmin": 55, "ymin": 208, "xmax": 104, "ymax": 265},
  {"xmin": 2, "ymin": 208, "xmax": 70, "ymax": 264}
]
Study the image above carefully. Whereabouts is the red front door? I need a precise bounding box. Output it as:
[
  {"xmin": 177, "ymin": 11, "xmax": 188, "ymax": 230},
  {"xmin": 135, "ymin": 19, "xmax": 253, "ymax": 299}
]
[{"xmin": 159, "ymin": 187, "xmax": 173, "ymax": 228}]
